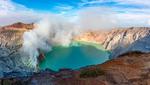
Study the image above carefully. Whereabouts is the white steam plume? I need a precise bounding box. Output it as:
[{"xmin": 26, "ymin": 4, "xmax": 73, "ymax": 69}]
[
  {"xmin": 20, "ymin": 8, "xmax": 119, "ymax": 69},
  {"xmin": 21, "ymin": 7, "xmax": 150, "ymax": 69},
  {"xmin": 21, "ymin": 15, "xmax": 78, "ymax": 68}
]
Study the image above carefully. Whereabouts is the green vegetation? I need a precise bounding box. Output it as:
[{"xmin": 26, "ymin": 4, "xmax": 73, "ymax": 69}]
[{"xmin": 80, "ymin": 68, "xmax": 105, "ymax": 78}]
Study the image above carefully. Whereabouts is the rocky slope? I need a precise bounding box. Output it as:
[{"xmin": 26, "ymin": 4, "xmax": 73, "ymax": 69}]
[
  {"xmin": 0, "ymin": 23, "xmax": 34, "ymax": 77},
  {"xmin": 1, "ymin": 51, "xmax": 149, "ymax": 85},
  {"xmin": 75, "ymin": 27, "xmax": 150, "ymax": 58},
  {"xmin": 0, "ymin": 22, "xmax": 150, "ymax": 85}
]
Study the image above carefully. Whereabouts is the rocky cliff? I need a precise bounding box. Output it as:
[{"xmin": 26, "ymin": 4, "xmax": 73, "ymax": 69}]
[
  {"xmin": 0, "ymin": 23, "xmax": 34, "ymax": 77},
  {"xmin": 75, "ymin": 27, "xmax": 150, "ymax": 58}
]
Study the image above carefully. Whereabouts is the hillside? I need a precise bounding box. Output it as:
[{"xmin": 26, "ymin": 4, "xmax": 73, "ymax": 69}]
[
  {"xmin": 0, "ymin": 22, "xmax": 150, "ymax": 82},
  {"xmin": 75, "ymin": 27, "xmax": 150, "ymax": 58},
  {"xmin": 0, "ymin": 22, "xmax": 34, "ymax": 77},
  {"xmin": 1, "ymin": 51, "xmax": 149, "ymax": 85}
]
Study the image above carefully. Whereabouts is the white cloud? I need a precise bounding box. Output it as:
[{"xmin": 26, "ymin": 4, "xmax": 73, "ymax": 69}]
[
  {"xmin": 115, "ymin": 0, "xmax": 150, "ymax": 7},
  {"xmin": 0, "ymin": 0, "xmax": 32, "ymax": 15},
  {"xmin": 116, "ymin": 13, "xmax": 150, "ymax": 27},
  {"xmin": 55, "ymin": 5, "xmax": 74, "ymax": 15},
  {"xmin": 0, "ymin": 0, "xmax": 48, "ymax": 26},
  {"xmin": 55, "ymin": 4, "xmax": 73, "ymax": 11},
  {"xmin": 79, "ymin": 0, "xmax": 150, "ymax": 14},
  {"xmin": 76, "ymin": 0, "xmax": 150, "ymax": 28},
  {"xmin": 76, "ymin": 7, "xmax": 118, "ymax": 30},
  {"xmin": 80, "ymin": 0, "xmax": 150, "ymax": 7},
  {"xmin": 80, "ymin": 0, "xmax": 109, "ymax": 6},
  {"xmin": 0, "ymin": 0, "xmax": 150, "ymax": 28},
  {"xmin": 73, "ymin": 6, "xmax": 150, "ymax": 30},
  {"xmin": 148, "ymin": 20, "xmax": 150, "ymax": 25}
]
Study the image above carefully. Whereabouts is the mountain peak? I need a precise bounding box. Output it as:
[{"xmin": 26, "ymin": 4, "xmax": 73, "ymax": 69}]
[{"xmin": 1, "ymin": 22, "xmax": 34, "ymax": 30}]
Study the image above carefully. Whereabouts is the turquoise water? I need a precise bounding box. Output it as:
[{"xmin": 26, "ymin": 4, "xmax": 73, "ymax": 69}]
[{"xmin": 39, "ymin": 42, "xmax": 110, "ymax": 71}]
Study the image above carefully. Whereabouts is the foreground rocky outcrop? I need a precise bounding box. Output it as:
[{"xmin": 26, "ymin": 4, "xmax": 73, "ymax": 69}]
[{"xmin": 0, "ymin": 51, "xmax": 149, "ymax": 85}]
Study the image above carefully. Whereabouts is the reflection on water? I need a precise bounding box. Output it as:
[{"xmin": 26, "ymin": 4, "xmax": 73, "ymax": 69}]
[{"xmin": 39, "ymin": 42, "xmax": 110, "ymax": 71}]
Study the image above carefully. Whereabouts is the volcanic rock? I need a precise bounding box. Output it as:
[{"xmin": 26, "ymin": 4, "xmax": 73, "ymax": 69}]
[
  {"xmin": 0, "ymin": 51, "xmax": 150, "ymax": 85},
  {"xmin": 1, "ymin": 22, "xmax": 150, "ymax": 80},
  {"xmin": 75, "ymin": 27, "xmax": 150, "ymax": 58},
  {"xmin": 0, "ymin": 23, "xmax": 34, "ymax": 78},
  {"xmin": 1, "ymin": 22, "xmax": 34, "ymax": 30}
]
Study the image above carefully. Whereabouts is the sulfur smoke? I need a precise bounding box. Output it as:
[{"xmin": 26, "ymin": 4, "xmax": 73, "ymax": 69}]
[
  {"xmin": 21, "ymin": 8, "xmax": 119, "ymax": 69},
  {"xmin": 21, "ymin": 15, "xmax": 79, "ymax": 69}
]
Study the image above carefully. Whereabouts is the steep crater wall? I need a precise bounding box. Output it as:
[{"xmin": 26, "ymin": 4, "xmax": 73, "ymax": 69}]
[
  {"xmin": 1, "ymin": 23, "xmax": 150, "ymax": 78},
  {"xmin": 75, "ymin": 27, "xmax": 150, "ymax": 58}
]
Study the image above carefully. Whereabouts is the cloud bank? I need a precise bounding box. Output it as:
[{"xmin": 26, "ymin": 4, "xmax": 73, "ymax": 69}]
[
  {"xmin": 0, "ymin": 0, "xmax": 45, "ymax": 26},
  {"xmin": 1, "ymin": 0, "xmax": 150, "ymax": 27}
]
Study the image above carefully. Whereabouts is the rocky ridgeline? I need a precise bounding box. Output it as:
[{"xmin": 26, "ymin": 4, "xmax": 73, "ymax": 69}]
[
  {"xmin": 75, "ymin": 27, "xmax": 150, "ymax": 58},
  {"xmin": 1, "ymin": 22, "xmax": 34, "ymax": 30},
  {"xmin": 0, "ymin": 23, "xmax": 150, "ymax": 85}
]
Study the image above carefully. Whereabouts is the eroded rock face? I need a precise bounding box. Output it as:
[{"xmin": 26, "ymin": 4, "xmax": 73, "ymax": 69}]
[
  {"xmin": 1, "ymin": 52, "xmax": 149, "ymax": 85},
  {"xmin": 75, "ymin": 27, "xmax": 150, "ymax": 58},
  {"xmin": 0, "ymin": 23, "xmax": 35, "ymax": 77}
]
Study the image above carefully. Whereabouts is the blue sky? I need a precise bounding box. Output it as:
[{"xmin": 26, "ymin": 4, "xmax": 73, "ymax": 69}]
[
  {"xmin": 11, "ymin": 0, "xmax": 149, "ymax": 13},
  {"xmin": 0, "ymin": 0, "xmax": 150, "ymax": 27},
  {"xmin": 12, "ymin": 0, "xmax": 80, "ymax": 13}
]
